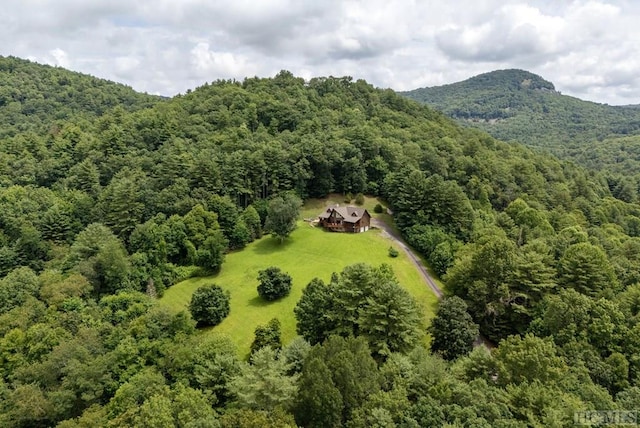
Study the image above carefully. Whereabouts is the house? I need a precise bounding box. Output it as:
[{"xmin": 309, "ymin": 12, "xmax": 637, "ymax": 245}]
[{"xmin": 318, "ymin": 204, "xmax": 371, "ymax": 233}]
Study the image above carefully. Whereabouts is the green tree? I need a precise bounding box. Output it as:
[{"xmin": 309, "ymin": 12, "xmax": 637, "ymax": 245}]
[
  {"xmin": 39, "ymin": 204, "xmax": 73, "ymax": 243},
  {"xmin": 229, "ymin": 346, "xmax": 298, "ymax": 411},
  {"xmin": 95, "ymin": 169, "xmax": 147, "ymax": 238},
  {"xmin": 189, "ymin": 284, "xmax": 231, "ymax": 327},
  {"xmin": 294, "ymin": 357, "xmax": 343, "ymax": 428},
  {"xmin": 294, "ymin": 278, "xmax": 335, "ymax": 345},
  {"xmin": 129, "ymin": 219, "xmax": 168, "ymax": 266},
  {"xmin": 295, "ymin": 336, "xmax": 380, "ymax": 426},
  {"xmin": 183, "ymin": 204, "xmax": 221, "ymax": 248},
  {"xmin": 358, "ymin": 278, "xmax": 423, "ymax": 357},
  {"xmin": 67, "ymin": 223, "xmax": 131, "ymax": 295},
  {"xmin": 558, "ymin": 242, "xmax": 618, "ymax": 296},
  {"xmin": 196, "ymin": 230, "xmax": 228, "ymax": 272},
  {"xmin": 190, "ymin": 335, "xmax": 242, "ymax": 407},
  {"xmin": 250, "ymin": 318, "xmax": 282, "ymax": 356},
  {"xmin": 219, "ymin": 408, "xmax": 295, "ymax": 428},
  {"xmin": 257, "ymin": 267, "xmax": 292, "ymax": 301},
  {"xmin": 2, "ymin": 383, "xmax": 54, "ymax": 427},
  {"xmin": 229, "ymin": 218, "xmax": 251, "ymax": 250},
  {"xmin": 0, "ymin": 267, "xmax": 39, "ymax": 315},
  {"xmin": 66, "ymin": 158, "xmax": 101, "ymax": 196},
  {"xmin": 134, "ymin": 384, "xmax": 219, "ymax": 428},
  {"xmin": 446, "ymin": 235, "xmax": 522, "ymax": 340},
  {"xmin": 429, "ymin": 296, "xmax": 479, "ymax": 360},
  {"xmin": 295, "ymin": 264, "xmax": 422, "ymax": 356},
  {"xmin": 494, "ymin": 333, "xmax": 567, "ymax": 386},
  {"xmin": 208, "ymin": 194, "xmax": 240, "ymax": 239},
  {"xmin": 264, "ymin": 193, "xmax": 301, "ymax": 242},
  {"xmin": 242, "ymin": 205, "xmax": 262, "ymax": 240},
  {"xmin": 39, "ymin": 272, "xmax": 92, "ymax": 306},
  {"xmin": 282, "ymin": 337, "xmax": 311, "ymax": 375}
]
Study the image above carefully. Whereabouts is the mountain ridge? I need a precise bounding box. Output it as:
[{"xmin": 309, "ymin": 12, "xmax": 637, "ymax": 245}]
[
  {"xmin": 400, "ymin": 68, "xmax": 640, "ymax": 148},
  {"xmin": 0, "ymin": 55, "xmax": 162, "ymax": 138}
]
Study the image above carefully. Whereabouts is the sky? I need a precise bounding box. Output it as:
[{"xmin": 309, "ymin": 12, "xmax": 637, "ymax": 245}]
[{"xmin": 1, "ymin": 0, "xmax": 639, "ymax": 105}]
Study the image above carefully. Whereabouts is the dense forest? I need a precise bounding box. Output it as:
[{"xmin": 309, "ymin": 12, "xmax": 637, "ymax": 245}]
[
  {"xmin": 401, "ymin": 69, "xmax": 640, "ymax": 204},
  {"xmin": 2, "ymin": 57, "xmax": 640, "ymax": 426},
  {"xmin": 0, "ymin": 56, "xmax": 161, "ymax": 139}
]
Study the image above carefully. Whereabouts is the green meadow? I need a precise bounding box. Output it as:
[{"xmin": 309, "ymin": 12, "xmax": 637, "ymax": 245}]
[{"xmin": 161, "ymin": 199, "xmax": 439, "ymax": 358}]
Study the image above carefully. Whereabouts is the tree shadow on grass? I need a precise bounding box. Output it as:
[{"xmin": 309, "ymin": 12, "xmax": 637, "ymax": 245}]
[
  {"xmin": 247, "ymin": 295, "xmax": 271, "ymax": 308},
  {"xmin": 252, "ymin": 236, "xmax": 294, "ymax": 255}
]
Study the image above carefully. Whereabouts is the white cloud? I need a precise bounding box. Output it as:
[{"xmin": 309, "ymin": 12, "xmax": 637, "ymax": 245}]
[
  {"xmin": 0, "ymin": 0, "xmax": 638, "ymax": 104},
  {"xmin": 190, "ymin": 42, "xmax": 256, "ymax": 79},
  {"xmin": 436, "ymin": 4, "xmax": 565, "ymax": 62},
  {"xmin": 48, "ymin": 48, "xmax": 70, "ymax": 68}
]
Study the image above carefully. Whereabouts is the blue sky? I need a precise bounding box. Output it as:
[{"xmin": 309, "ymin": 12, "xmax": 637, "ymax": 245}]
[{"xmin": 2, "ymin": 0, "xmax": 639, "ymax": 105}]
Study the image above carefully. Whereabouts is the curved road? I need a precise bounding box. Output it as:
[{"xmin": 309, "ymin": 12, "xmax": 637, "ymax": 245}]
[
  {"xmin": 371, "ymin": 218, "xmax": 443, "ymax": 299},
  {"xmin": 372, "ymin": 217, "xmax": 493, "ymax": 349}
]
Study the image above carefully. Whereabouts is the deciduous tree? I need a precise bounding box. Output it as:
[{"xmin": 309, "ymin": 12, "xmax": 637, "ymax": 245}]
[
  {"xmin": 264, "ymin": 193, "xmax": 301, "ymax": 242},
  {"xmin": 189, "ymin": 284, "xmax": 230, "ymax": 327},
  {"xmin": 257, "ymin": 267, "xmax": 292, "ymax": 301}
]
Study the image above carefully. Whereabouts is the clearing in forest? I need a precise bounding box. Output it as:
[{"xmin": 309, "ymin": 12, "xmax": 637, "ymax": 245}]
[{"xmin": 160, "ymin": 198, "xmax": 439, "ymax": 357}]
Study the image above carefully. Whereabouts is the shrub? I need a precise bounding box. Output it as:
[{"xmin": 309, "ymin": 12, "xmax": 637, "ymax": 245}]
[
  {"xmin": 189, "ymin": 284, "xmax": 230, "ymax": 326},
  {"xmin": 344, "ymin": 192, "xmax": 353, "ymax": 203},
  {"xmin": 257, "ymin": 267, "xmax": 293, "ymax": 301},
  {"xmin": 354, "ymin": 193, "xmax": 365, "ymax": 205},
  {"xmin": 374, "ymin": 203, "xmax": 384, "ymax": 214},
  {"xmin": 388, "ymin": 247, "xmax": 399, "ymax": 258}
]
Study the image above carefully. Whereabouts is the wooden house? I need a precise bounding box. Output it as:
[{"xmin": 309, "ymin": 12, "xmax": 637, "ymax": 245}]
[{"xmin": 318, "ymin": 204, "xmax": 371, "ymax": 233}]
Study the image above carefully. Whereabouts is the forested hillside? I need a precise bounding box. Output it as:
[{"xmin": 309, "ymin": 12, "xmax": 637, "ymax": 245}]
[
  {"xmin": 2, "ymin": 64, "xmax": 640, "ymax": 426},
  {"xmin": 401, "ymin": 69, "xmax": 640, "ymax": 148},
  {"xmin": 0, "ymin": 56, "xmax": 161, "ymax": 138}
]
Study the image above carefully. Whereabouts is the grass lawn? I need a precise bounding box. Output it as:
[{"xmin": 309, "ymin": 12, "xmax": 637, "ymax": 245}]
[
  {"xmin": 160, "ymin": 216, "xmax": 439, "ymax": 358},
  {"xmin": 304, "ymin": 194, "xmax": 445, "ymax": 289}
]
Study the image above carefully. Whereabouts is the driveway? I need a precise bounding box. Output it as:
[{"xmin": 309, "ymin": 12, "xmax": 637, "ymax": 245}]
[
  {"xmin": 371, "ymin": 217, "xmax": 494, "ymax": 349},
  {"xmin": 371, "ymin": 218, "xmax": 443, "ymax": 299}
]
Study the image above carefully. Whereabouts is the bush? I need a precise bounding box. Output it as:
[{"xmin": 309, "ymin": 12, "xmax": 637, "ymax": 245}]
[
  {"xmin": 388, "ymin": 247, "xmax": 399, "ymax": 258},
  {"xmin": 257, "ymin": 267, "xmax": 293, "ymax": 301},
  {"xmin": 189, "ymin": 284, "xmax": 230, "ymax": 326},
  {"xmin": 374, "ymin": 203, "xmax": 384, "ymax": 214},
  {"xmin": 354, "ymin": 193, "xmax": 365, "ymax": 205},
  {"xmin": 344, "ymin": 192, "xmax": 353, "ymax": 203}
]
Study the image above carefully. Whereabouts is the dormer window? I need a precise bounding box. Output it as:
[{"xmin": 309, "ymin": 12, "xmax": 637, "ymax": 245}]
[{"xmin": 351, "ymin": 212, "xmax": 357, "ymax": 217}]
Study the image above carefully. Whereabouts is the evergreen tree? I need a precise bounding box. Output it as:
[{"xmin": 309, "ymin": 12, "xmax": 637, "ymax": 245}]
[
  {"xmin": 230, "ymin": 346, "xmax": 298, "ymax": 411},
  {"xmin": 429, "ymin": 296, "xmax": 479, "ymax": 360},
  {"xmin": 558, "ymin": 242, "xmax": 618, "ymax": 296},
  {"xmin": 294, "ymin": 357, "xmax": 343, "ymax": 428}
]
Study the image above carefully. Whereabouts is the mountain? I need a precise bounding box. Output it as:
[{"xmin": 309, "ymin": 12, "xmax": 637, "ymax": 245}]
[
  {"xmin": 2, "ymin": 63, "xmax": 640, "ymax": 426},
  {"xmin": 400, "ymin": 69, "xmax": 640, "ymax": 149},
  {"xmin": 0, "ymin": 56, "xmax": 162, "ymax": 138}
]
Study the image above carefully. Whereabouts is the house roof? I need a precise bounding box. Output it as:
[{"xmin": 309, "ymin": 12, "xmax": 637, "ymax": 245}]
[{"xmin": 318, "ymin": 204, "xmax": 369, "ymax": 223}]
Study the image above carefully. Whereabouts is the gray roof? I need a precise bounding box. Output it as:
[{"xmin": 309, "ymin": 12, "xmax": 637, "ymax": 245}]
[{"xmin": 318, "ymin": 204, "xmax": 369, "ymax": 223}]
